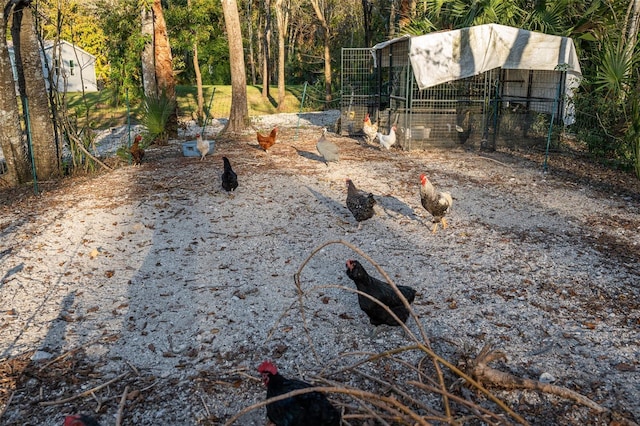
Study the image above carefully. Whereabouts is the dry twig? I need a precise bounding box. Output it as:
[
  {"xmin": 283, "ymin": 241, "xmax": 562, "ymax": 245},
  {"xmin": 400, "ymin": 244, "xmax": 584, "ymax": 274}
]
[
  {"xmin": 115, "ymin": 385, "xmax": 129, "ymax": 426},
  {"xmin": 39, "ymin": 372, "xmax": 129, "ymax": 407}
]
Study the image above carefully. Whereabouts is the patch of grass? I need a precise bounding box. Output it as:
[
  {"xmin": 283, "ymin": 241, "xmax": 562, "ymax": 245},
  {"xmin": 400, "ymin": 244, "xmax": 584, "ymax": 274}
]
[{"xmin": 65, "ymin": 85, "xmax": 310, "ymax": 130}]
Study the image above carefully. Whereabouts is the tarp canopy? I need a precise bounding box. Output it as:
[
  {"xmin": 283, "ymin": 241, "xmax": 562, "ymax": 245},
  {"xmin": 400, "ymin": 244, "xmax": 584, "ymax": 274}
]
[{"xmin": 372, "ymin": 24, "xmax": 582, "ymax": 90}]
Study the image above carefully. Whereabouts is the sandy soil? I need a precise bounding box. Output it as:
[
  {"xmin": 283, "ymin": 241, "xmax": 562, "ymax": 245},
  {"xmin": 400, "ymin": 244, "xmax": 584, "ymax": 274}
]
[{"xmin": 0, "ymin": 111, "xmax": 639, "ymax": 425}]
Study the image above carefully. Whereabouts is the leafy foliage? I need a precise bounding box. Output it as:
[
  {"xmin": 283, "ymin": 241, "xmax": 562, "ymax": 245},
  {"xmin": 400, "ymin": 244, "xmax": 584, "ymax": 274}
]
[
  {"xmin": 142, "ymin": 92, "xmax": 176, "ymax": 144},
  {"xmin": 94, "ymin": 0, "xmax": 148, "ymax": 102}
]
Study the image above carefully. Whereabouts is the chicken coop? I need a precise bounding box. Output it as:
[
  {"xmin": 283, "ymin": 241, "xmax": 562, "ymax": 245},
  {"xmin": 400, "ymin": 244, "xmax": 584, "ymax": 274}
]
[{"xmin": 340, "ymin": 24, "xmax": 582, "ymax": 151}]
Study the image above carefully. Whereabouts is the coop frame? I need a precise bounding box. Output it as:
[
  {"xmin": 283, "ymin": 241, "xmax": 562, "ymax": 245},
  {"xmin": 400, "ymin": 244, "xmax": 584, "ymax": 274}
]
[{"xmin": 340, "ymin": 24, "xmax": 581, "ymax": 151}]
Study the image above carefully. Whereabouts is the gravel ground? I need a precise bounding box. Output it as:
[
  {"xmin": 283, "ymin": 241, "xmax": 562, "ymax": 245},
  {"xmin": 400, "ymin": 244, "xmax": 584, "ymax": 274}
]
[{"xmin": 0, "ymin": 110, "xmax": 639, "ymax": 425}]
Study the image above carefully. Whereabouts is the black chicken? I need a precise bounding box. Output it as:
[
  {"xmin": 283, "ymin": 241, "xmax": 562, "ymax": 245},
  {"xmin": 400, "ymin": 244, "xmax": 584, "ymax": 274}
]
[
  {"xmin": 221, "ymin": 156, "xmax": 238, "ymax": 192},
  {"xmin": 63, "ymin": 414, "xmax": 102, "ymax": 426},
  {"xmin": 257, "ymin": 361, "xmax": 341, "ymax": 426},
  {"xmin": 345, "ymin": 259, "xmax": 416, "ymax": 327},
  {"xmin": 345, "ymin": 179, "xmax": 376, "ymax": 228}
]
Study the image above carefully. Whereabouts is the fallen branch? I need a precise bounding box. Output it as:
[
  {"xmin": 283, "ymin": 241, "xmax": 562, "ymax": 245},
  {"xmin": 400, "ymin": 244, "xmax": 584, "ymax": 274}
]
[
  {"xmin": 38, "ymin": 333, "xmax": 120, "ymax": 372},
  {"xmin": 470, "ymin": 344, "xmax": 639, "ymax": 425},
  {"xmin": 0, "ymin": 391, "xmax": 15, "ymax": 420},
  {"xmin": 115, "ymin": 385, "xmax": 129, "ymax": 426},
  {"xmin": 39, "ymin": 372, "xmax": 129, "ymax": 407}
]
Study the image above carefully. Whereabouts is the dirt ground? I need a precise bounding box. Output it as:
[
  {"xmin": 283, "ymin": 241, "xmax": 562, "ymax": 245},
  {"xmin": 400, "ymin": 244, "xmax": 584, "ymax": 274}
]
[{"xmin": 0, "ymin": 112, "xmax": 639, "ymax": 425}]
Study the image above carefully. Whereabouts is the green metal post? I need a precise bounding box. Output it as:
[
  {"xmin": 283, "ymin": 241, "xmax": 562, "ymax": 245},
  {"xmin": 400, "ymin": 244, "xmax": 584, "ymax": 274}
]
[
  {"xmin": 22, "ymin": 97, "xmax": 39, "ymax": 195},
  {"xmin": 544, "ymin": 72, "xmax": 564, "ymax": 172},
  {"xmin": 126, "ymin": 88, "xmax": 131, "ymax": 165},
  {"xmin": 202, "ymin": 87, "xmax": 217, "ymax": 135},
  {"xmin": 295, "ymin": 82, "xmax": 308, "ymax": 140}
]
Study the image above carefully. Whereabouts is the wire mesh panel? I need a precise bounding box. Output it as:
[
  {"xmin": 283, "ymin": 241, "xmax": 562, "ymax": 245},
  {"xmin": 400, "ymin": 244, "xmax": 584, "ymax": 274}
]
[
  {"xmin": 340, "ymin": 43, "xmax": 567, "ymax": 151},
  {"xmin": 340, "ymin": 48, "xmax": 376, "ymax": 136},
  {"xmin": 489, "ymin": 69, "xmax": 566, "ymax": 150}
]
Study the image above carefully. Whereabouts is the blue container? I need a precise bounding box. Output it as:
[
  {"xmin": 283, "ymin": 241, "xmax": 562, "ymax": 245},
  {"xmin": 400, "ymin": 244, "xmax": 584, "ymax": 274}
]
[{"xmin": 182, "ymin": 140, "xmax": 215, "ymax": 157}]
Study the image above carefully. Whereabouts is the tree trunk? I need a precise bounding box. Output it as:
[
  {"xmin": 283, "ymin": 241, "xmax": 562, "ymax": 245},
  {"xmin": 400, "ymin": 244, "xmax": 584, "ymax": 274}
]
[
  {"xmin": 221, "ymin": 0, "xmax": 248, "ymax": 133},
  {"xmin": 310, "ymin": 0, "xmax": 332, "ymax": 107},
  {"xmin": 141, "ymin": 5, "xmax": 156, "ymax": 99},
  {"xmin": 188, "ymin": 0, "xmax": 204, "ymax": 124},
  {"xmin": 247, "ymin": 0, "xmax": 257, "ymax": 85},
  {"xmin": 152, "ymin": 0, "xmax": 177, "ymax": 136},
  {"xmin": 193, "ymin": 41, "xmax": 204, "ymax": 124},
  {"xmin": 152, "ymin": 0, "xmax": 175, "ymax": 101},
  {"xmin": 389, "ymin": 0, "xmax": 396, "ymax": 38},
  {"xmin": 362, "ymin": 0, "xmax": 373, "ymax": 47},
  {"xmin": 262, "ymin": 0, "xmax": 271, "ymax": 98},
  {"xmin": 274, "ymin": 0, "xmax": 289, "ymax": 111},
  {"xmin": 13, "ymin": 2, "xmax": 58, "ymax": 180},
  {"xmin": 0, "ymin": 2, "xmax": 29, "ymax": 186}
]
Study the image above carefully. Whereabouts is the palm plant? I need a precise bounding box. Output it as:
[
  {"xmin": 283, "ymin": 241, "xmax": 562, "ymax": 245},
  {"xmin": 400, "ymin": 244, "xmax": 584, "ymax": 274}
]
[{"xmin": 142, "ymin": 92, "xmax": 176, "ymax": 145}]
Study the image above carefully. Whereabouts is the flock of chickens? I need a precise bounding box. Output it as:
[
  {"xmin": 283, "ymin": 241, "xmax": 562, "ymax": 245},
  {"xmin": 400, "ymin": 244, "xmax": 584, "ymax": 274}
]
[{"xmin": 109, "ymin": 115, "xmax": 455, "ymax": 425}]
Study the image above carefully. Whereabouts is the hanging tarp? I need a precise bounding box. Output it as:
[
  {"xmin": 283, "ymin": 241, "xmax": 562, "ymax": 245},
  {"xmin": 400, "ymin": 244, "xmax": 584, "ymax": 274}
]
[{"xmin": 371, "ymin": 24, "xmax": 582, "ymax": 124}]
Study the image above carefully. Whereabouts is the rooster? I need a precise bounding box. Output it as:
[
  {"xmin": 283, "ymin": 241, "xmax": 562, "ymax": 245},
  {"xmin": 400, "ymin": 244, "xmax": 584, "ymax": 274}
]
[
  {"xmin": 345, "ymin": 179, "xmax": 376, "ymax": 229},
  {"xmin": 257, "ymin": 127, "xmax": 278, "ymax": 152},
  {"xmin": 345, "ymin": 259, "xmax": 416, "ymax": 328},
  {"xmin": 196, "ymin": 133, "xmax": 210, "ymax": 160},
  {"xmin": 316, "ymin": 128, "xmax": 339, "ymax": 165},
  {"xmin": 129, "ymin": 134, "xmax": 144, "ymax": 165},
  {"xmin": 63, "ymin": 414, "xmax": 102, "ymax": 426},
  {"xmin": 362, "ymin": 113, "xmax": 378, "ymax": 145},
  {"xmin": 221, "ymin": 156, "xmax": 238, "ymax": 192},
  {"xmin": 376, "ymin": 125, "xmax": 397, "ymax": 150},
  {"xmin": 419, "ymin": 173, "xmax": 453, "ymax": 233},
  {"xmin": 257, "ymin": 361, "xmax": 341, "ymax": 426}
]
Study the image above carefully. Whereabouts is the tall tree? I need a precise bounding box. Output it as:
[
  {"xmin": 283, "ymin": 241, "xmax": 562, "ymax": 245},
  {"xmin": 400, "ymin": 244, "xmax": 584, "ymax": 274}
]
[
  {"xmin": 274, "ymin": 0, "xmax": 289, "ymax": 110},
  {"xmin": 188, "ymin": 0, "xmax": 204, "ymax": 123},
  {"xmin": 310, "ymin": 0, "xmax": 334, "ymax": 107},
  {"xmin": 221, "ymin": 0, "xmax": 248, "ymax": 132},
  {"xmin": 12, "ymin": 0, "xmax": 59, "ymax": 180},
  {"xmin": 0, "ymin": 1, "xmax": 29, "ymax": 186},
  {"xmin": 261, "ymin": 0, "xmax": 272, "ymax": 98},
  {"xmin": 141, "ymin": 0, "xmax": 177, "ymax": 138}
]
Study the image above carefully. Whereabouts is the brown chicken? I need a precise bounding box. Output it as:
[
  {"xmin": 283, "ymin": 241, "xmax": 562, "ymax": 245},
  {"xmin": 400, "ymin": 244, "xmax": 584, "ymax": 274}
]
[
  {"xmin": 257, "ymin": 127, "xmax": 278, "ymax": 152},
  {"xmin": 129, "ymin": 134, "xmax": 144, "ymax": 165},
  {"xmin": 419, "ymin": 173, "xmax": 453, "ymax": 233}
]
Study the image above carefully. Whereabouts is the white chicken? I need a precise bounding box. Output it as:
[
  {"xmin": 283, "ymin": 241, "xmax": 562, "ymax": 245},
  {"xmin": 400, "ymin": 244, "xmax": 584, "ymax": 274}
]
[
  {"xmin": 196, "ymin": 133, "xmax": 210, "ymax": 160},
  {"xmin": 377, "ymin": 125, "xmax": 397, "ymax": 150},
  {"xmin": 362, "ymin": 113, "xmax": 378, "ymax": 145}
]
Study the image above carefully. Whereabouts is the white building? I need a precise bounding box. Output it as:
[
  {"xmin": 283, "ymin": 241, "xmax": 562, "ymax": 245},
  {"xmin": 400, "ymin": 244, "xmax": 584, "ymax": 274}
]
[{"xmin": 8, "ymin": 39, "xmax": 98, "ymax": 93}]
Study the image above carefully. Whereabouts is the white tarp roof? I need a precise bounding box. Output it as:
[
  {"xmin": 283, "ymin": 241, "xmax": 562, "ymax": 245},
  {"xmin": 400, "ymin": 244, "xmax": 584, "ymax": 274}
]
[{"xmin": 372, "ymin": 24, "xmax": 582, "ymax": 90}]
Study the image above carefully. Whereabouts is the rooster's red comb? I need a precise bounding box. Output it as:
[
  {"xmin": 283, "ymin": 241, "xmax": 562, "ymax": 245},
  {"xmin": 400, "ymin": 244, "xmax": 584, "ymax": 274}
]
[{"xmin": 257, "ymin": 360, "xmax": 278, "ymax": 375}]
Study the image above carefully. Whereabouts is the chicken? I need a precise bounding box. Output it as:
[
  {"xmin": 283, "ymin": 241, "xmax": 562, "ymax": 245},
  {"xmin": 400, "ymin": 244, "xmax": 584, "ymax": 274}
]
[
  {"xmin": 345, "ymin": 259, "xmax": 416, "ymax": 327},
  {"xmin": 316, "ymin": 128, "xmax": 339, "ymax": 165},
  {"xmin": 376, "ymin": 125, "xmax": 397, "ymax": 150},
  {"xmin": 362, "ymin": 113, "xmax": 378, "ymax": 145},
  {"xmin": 257, "ymin": 360, "xmax": 341, "ymax": 426},
  {"xmin": 196, "ymin": 133, "xmax": 210, "ymax": 160},
  {"xmin": 63, "ymin": 414, "xmax": 102, "ymax": 426},
  {"xmin": 345, "ymin": 179, "xmax": 376, "ymax": 229},
  {"xmin": 129, "ymin": 134, "xmax": 144, "ymax": 165},
  {"xmin": 221, "ymin": 156, "xmax": 238, "ymax": 192},
  {"xmin": 419, "ymin": 173, "xmax": 453, "ymax": 233},
  {"xmin": 456, "ymin": 109, "xmax": 471, "ymax": 144},
  {"xmin": 257, "ymin": 127, "xmax": 278, "ymax": 152}
]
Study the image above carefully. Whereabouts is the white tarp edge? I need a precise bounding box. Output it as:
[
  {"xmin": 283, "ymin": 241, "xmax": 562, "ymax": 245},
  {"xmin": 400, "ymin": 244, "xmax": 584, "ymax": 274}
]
[
  {"xmin": 372, "ymin": 24, "xmax": 582, "ymax": 124},
  {"xmin": 405, "ymin": 23, "xmax": 582, "ymax": 89}
]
